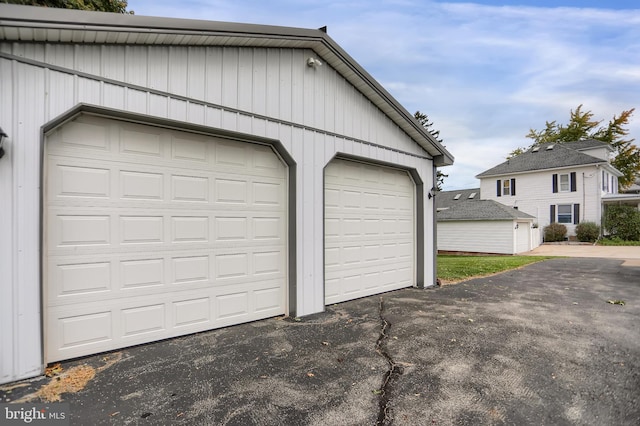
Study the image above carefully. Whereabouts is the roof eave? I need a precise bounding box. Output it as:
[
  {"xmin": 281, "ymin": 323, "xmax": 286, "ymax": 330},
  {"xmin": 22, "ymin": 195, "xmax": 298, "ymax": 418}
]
[{"xmin": 476, "ymin": 161, "xmax": 609, "ymax": 179}]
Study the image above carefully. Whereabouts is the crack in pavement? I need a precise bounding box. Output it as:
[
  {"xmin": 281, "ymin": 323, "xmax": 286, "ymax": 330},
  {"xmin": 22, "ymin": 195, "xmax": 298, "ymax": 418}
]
[{"xmin": 375, "ymin": 297, "xmax": 404, "ymax": 426}]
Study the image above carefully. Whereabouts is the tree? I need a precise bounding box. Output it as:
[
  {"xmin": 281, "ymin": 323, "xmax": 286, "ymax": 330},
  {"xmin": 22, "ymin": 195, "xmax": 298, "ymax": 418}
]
[
  {"xmin": 414, "ymin": 111, "xmax": 448, "ymax": 190},
  {"xmin": 5, "ymin": 0, "xmax": 132, "ymax": 13},
  {"xmin": 509, "ymin": 105, "xmax": 638, "ymax": 189}
]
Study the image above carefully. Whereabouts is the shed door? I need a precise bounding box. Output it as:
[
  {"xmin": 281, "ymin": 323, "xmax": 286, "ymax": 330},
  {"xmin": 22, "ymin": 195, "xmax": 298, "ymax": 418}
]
[
  {"xmin": 324, "ymin": 159, "xmax": 415, "ymax": 304},
  {"xmin": 44, "ymin": 115, "xmax": 287, "ymax": 362},
  {"xmin": 516, "ymin": 222, "xmax": 530, "ymax": 253}
]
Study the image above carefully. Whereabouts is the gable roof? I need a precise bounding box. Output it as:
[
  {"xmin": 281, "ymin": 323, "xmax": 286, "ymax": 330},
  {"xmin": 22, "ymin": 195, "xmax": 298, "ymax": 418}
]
[
  {"xmin": 437, "ymin": 199, "xmax": 535, "ymax": 221},
  {"xmin": 476, "ymin": 142, "xmax": 607, "ymax": 178},
  {"xmin": 562, "ymin": 139, "xmax": 613, "ymax": 152},
  {"xmin": 0, "ymin": 4, "xmax": 454, "ymax": 166}
]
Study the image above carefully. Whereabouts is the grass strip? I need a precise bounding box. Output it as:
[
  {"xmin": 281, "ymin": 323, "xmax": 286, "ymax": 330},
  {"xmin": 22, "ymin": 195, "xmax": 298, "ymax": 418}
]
[{"xmin": 437, "ymin": 255, "xmax": 553, "ymax": 283}]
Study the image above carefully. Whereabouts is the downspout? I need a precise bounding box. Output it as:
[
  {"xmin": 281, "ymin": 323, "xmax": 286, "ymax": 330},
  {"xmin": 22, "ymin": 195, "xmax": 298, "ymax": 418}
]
[
  {"xmin": 582, "ymin": 172, "xmax": 586, "ymax": 222},
  {"xmin": 432, "ymin": 165, "xmax": 438, "ymax": 287}
]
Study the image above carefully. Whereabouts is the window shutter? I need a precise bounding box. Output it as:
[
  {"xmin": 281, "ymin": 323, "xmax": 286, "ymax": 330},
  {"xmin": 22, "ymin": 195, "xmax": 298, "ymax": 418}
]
[
  {"xmin": 552, "ymin": 174, "xmax": 558, "ymax": 193},
  {"xmin": 511, "ymin": 178, "xmax": 516, "ymax": 196},
  {"xmin": 573, "ymin": 204, "xmax": 580, "ymax": 224},
  {"xmin": 570, "ymin": 172, "xmax": 577, "ymax": 192},
  {"xmin": 550, "ymin": 205, "xmax": 556, "ymax": 223},
  {"xmin": 496, "ymin": 179, "xmax": 501, "ymax": 197}
]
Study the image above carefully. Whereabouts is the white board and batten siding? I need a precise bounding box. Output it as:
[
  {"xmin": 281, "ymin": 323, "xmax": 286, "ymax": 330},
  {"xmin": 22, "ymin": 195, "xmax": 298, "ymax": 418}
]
[{"xmin": 0, "ymin": 42, "xmax": 437, "ymax": 382}]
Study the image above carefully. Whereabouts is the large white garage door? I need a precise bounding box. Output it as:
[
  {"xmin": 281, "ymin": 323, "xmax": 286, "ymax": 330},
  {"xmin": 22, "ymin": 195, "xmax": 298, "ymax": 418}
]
[
  {"xmin": 324, "ymin": 159, "xmax": 415, "ymax": 304},
  {"xmin": 45, "ymin": 115, "xmax": 287, "ymax": 362}
]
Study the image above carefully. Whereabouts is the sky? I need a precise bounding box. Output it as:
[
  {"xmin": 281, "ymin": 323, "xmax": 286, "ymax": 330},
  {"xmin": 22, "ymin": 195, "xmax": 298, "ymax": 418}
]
[{"xmin": 128, "ymin": 0, "xmax": 640, "ymax": 190}]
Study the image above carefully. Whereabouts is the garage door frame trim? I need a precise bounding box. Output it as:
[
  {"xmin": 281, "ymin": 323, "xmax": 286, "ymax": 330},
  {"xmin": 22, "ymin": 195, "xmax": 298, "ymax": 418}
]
[
  {"xmin": 39, "ymin": 104, "xmax": 298, "ymax": 361},
  {"xmin": 323, "ymin": 153, "xmax": 425, "ymax": 303}
]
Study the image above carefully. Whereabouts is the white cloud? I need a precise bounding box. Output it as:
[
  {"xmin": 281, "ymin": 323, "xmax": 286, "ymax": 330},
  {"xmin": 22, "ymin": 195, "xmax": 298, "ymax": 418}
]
[{"xmin": 128, "ymin": 0, "xmax": 640, "ymax": 189}]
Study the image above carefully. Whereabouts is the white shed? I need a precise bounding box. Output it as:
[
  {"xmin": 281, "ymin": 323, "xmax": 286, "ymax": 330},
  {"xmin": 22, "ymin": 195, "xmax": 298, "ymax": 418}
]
[
  {"xmin": 436, "ymin": 190, "xmax": 538, "ymax": 255},
  {"xmin": 0, "ymin": 5, "xmax": 453, "ymax": 384}
]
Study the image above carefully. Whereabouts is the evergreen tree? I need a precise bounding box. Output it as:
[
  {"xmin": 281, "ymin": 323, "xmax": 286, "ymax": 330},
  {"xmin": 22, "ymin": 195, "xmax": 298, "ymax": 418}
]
[{"xmin": 414, "ymin": 111, "xmax": 448, "ymax": 190}]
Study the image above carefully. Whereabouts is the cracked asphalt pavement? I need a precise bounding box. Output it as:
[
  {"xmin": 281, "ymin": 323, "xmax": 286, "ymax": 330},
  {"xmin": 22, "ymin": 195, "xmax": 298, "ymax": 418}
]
[{"xmin": 2, "ymin": 257, "xmax": 639, "ymax": 425}]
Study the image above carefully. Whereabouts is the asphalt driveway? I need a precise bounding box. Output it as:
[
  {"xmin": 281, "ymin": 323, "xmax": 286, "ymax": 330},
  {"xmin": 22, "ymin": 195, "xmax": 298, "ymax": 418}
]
[{"xmin": 2, "ymin": 257, "xmax": 639, "ymax": 425}]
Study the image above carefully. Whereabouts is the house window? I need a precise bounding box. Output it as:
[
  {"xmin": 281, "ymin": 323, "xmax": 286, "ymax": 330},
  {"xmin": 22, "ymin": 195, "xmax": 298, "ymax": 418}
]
[
  {"xmin": 559, "ymin": 173, "xmax": 570, "ymax": 192},
  {"xmin": 551, "ymin": 203, "xmax": 580, "ymax": 225},
  {"xmin": 557, "ymin": 204, "xmax": 572, "ymax": 223},
  {"xmin": 503, "ymin": 180, "xmax": 511, "ymax": 196},
  {"xmin": 552, "ymin": 172, "xmax": 576, "ymax": 193},
  {"xmin": 497, "ymin": 178, "xmax": 516, "ymax": 197}
]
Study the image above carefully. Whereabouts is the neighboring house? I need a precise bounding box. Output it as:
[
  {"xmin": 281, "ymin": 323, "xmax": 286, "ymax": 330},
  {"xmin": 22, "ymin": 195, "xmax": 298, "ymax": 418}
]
[
  {"xmin": 0, "ymin": 5, "xmax": 453, "ymax": 384},
  {"xmin": 436, "ymin": 188, "xmax": 538, "ymax": 254},
  {"xmin": 476, "ymin": 140, "xmax": 625, "ymax": 239},
  {"xmin": 622, "ymin": 178, "xmax": 640, "ymax": 194}
]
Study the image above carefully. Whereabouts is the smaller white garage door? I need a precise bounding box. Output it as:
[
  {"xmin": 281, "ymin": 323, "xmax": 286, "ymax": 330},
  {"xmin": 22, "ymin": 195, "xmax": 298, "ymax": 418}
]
[
  {"xmin": 516, "ymin": 222, "xmax": 530, "ymax": 253},
  {"xmin": 45, "ymin": 115, "xmax": 287, "ymax": 362},
  {"xmin": 324, "ymin": 159, "xmax": 415, "ymax": 304}
]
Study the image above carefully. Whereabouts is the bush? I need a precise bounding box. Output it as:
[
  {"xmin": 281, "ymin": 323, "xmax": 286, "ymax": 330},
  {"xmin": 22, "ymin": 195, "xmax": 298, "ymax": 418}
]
[
  {"xmin": 603, "ymin": 205, "xmax": 640, "ymax": 241},
  {"xmin": 575, "ymin": 221, "xmax": 600, "ymax": 242},
  {"xmin": 544, "ymin": 223, "xmax": 567, "ymax": 242}
]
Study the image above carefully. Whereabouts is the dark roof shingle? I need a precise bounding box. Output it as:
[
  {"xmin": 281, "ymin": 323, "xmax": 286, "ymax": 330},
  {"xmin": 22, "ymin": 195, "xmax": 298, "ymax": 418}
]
[
  {"xmin": 475, "ymin": 142, "xmax": 607, "ymax": 178},
  {"xmin": 437, "ymin": 200, "xmax": 535, "ymax": 221},
  {"xmin": 435, "ymin": 188, "xmax": 481, "ymax": 210}
]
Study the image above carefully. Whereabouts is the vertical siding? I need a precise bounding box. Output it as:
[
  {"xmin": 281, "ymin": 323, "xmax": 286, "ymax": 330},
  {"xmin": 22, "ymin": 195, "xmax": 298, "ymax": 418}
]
[
  {"xmin": 0, "ymin": 55, "xmax": 15, "ymax": 384},
  {"xmin": 9, "ymin": 44, "xmax": 426, "ymax": 157},
  {"xmin": 0, "ymin": 43, "xmax": 437, "ymax": 384},
  {"xmin": 0, "ymin": 57, "xmax": 45, "ymax": 384}
]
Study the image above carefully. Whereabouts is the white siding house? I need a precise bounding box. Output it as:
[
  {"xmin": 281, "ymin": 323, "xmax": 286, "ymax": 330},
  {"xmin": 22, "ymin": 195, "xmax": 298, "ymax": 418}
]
[
  {"xmin": 477, "ymin": 141, "xmax": 622, "ymax": 239},
  {"xmin": 0, "ymin": 5, "xmax": 453, "ymax": 384}
]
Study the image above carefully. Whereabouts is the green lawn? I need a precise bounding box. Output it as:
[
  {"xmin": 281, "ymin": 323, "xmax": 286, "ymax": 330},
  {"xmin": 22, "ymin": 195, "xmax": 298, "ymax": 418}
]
[{"xmin": 437, "ymin": 255, "xmax": 553, "ymax": 283}]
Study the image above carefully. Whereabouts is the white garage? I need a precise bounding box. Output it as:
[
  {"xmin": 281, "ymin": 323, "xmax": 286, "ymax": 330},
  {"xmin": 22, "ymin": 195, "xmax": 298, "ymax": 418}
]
[
  {"xmin": 435, "ymin": 190, "xmax": 538, "ymax": 255},
  {"xmin": 0, "ymin": 4, "xmax": 453, "ymax": 384}
]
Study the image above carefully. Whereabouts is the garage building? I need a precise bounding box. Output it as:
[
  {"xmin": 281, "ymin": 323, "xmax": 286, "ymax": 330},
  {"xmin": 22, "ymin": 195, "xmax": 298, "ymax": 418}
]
[
  {"xmin": 0, "ymin": 4, "xmax": 453, "ymax": 384},
  {"xmin": 436, "ymin": 189, "xmax": 539, "ymax": 255}
]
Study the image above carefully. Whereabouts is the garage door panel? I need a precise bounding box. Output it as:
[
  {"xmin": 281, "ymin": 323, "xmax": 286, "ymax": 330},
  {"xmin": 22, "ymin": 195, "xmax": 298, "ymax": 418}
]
[
  {"xmin": 48, "ymin": 246, "xmax": 286, "ymax": 304},
  {"xmin": 173, "ymin": 297, "xmax": 210, "ymax": 327},
  {"xmin": 120, "ymin": 128, "xmax": 163, "ymax": 157},
  {"xmin": 49, "ymin": 260, "xmax": 113, "ymax": 299},
  {"xmin": 171, "ymin": 135, "xmax": 208, "ymax": 162},
  {"xmin": 120, "ymin": 170, "xmax": 164, "ymax": 201},
  {"xmin": 45, "ymin": 117, "xmax": 287, "ymax": 362},
  {"xmin": 53, "ymin": 164, "xmax": 112, "ymax": 199},
  {"xmin": 171, "ymin": 174, "xmax": 209, "ymax": 202},
  {"xmin": 48, "ymin": 209, "xmax": 284, "ymax": 252},
  {"xmin": 51, "ymin": 118, "xmax": 111, "ymax": 151},
  {"xmin": 324, "ymin": 159, "xmax": 415, "ymax": 305},
  {"xmin": 47, "ymin": 276, "xmax": 286, "ymax": 360}
]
